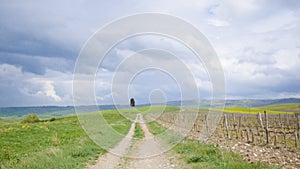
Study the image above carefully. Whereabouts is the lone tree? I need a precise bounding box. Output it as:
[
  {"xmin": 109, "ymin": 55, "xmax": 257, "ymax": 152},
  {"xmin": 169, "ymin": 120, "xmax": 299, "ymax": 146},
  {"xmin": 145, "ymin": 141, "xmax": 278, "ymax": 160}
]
[{"xmin": 130, "ymin": 98, "xmax": 135, "ymax": 107}]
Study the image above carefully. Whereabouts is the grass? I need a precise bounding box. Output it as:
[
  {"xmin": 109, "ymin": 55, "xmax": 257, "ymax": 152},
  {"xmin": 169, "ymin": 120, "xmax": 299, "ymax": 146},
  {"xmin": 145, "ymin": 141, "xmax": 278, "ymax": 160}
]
[
  {"xmin": 0, "ymin": 109, "xmax": 132, "ymax": 169},
  {"xmin": 119, "ymin": 105, "xmax": 180, "ymax": 122},
  {"xmin": 119, "ymin": 105, "xmax": 179, "ymax": 114},
  {"xmin": 257, "ymin": 103, "xmax": 300, "ymax": 112},
  {"xmin": 0, "ymin": 116, "xmax": 103, "ymax": 169},
  {"xmin": 146, "ymin": 120, "xmax": 279, "ymax": 169},
  {"xmin": 175, "ymin": 140, "xmax": 279, "ymax": 169},
  {"xmin": 147, "ymin": 121, "xmax": 166, "ymax": 135},
  {"xmin": 136, "ymin": 105, "xmax": 180, "ymax": 113},
  {"xmin": 214, "ymin": 107, "xmax": 289, "ymax": 114},
  {"xmin": 76, "ymin": 110, "xmax": 132, "ymax": 150},
  {"xmin": 133, "ymin": 123, "xmax": 144, "ymax": 139},
  {"xmin": 212, "ymin": 103, "xmax": 300, "ymax": 115},
  {"xmin": 101, "ymin": 109, "xmax": 132, "ymax": 135},
  {"xmin": 1, "ymin": 103, "xmax": 292, "ymax": 168}
]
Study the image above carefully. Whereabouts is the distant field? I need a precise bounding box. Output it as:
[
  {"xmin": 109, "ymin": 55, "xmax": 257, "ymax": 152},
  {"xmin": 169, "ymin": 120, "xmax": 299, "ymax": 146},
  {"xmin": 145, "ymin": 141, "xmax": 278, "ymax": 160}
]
[
  {"xmin": 120, "ymin": 105, "xmax": 179, "ymax": 114},
  {"xmin": 136, "ymin": 105, "xmax": 180, "ymax": 112},
  {"xmin": 213, "ymin": 103, "xmax": 300, "ymax": 114},
  {"xmin": 119, "ymin": 105, "xmax": 180, "ymax": 122},
  {"xmin": 257, "ymin": 103, "xmax": 300, "ymax": 112},
  {"xmin": 217, "ymin": 107, "xmax": 287, "ymax": 114},
  {"xmin": 133, "ymin": 103, "xmax": 299, "ymax": 115}
]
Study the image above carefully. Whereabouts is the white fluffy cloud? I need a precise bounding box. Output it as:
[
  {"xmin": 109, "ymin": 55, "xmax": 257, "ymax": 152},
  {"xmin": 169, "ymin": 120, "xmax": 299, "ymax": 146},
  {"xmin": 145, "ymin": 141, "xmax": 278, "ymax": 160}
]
[
  {"xmin": 0, "ymin": 0, "xmax": 299, "ymax": 106},
  {"xmin": 0, "ymin": 64, "xmax": 72, "ymax": 106}
]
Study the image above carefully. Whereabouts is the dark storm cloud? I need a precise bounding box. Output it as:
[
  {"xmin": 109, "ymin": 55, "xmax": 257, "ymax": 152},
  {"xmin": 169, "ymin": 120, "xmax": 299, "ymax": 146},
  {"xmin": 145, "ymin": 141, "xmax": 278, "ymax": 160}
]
[
  {"xmin": 0, "ymin": 52, "xmax": 73, "ymax": 75},
  {"xmin": 0, "ymin": 27, "xmax": 76, "ymax": 59},
  {"xmin": 0, "ymin": 0, "xmax": 299, "ymax": 106}
]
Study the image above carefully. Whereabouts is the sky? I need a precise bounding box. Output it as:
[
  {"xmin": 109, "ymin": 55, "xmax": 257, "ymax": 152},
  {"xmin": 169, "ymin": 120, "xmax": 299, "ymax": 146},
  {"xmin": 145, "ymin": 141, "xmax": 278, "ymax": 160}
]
[{"xmin": 0, "ymin": 0, "xmax": 300, "ymax": 107}]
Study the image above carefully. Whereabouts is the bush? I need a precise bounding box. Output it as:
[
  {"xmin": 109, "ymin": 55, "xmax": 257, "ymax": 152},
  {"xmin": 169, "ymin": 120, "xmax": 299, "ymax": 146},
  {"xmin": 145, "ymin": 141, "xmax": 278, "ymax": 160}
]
[
  {"xmin": 22, "ymin": 114, "xmax": 40, "ymax": 123},
  {"xmin": 49, "ymin": 117, "xmax": 56, "ymax": 122},
  {"xmin": 188, "ymin": 154, "xmax": 210, "ymax": 163}
]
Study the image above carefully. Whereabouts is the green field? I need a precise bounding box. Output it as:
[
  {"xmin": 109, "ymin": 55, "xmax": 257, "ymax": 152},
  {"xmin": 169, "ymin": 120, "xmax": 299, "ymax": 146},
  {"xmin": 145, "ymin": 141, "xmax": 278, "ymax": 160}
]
[
  {"xmin": 136, "ymin": 105, "xmax": 180, "ymax": 113},
  {"xmin": 0, "ymin": 110, "xmax": 131, "ymax": 169},
  {"xmin": 116, "ymin": 105, "xmax": 178, "ymax": 114},
  {"xmin": 0, "ymin": 116, "xmax": 102, "ymax": 169},
  {"xmin": 257, "ymin": 103, "xmax": 300, "ymax": 112},
  {"xmin": 1, "ymin": 104, "xmax": 295, "ymax": 168},
  {"xmin": 101, "ymin": 109, "xmax": 132, "ymax": 135},
  {"xmin": 118, "ymin": 105, "xmax": 180, "ymax": 122}
]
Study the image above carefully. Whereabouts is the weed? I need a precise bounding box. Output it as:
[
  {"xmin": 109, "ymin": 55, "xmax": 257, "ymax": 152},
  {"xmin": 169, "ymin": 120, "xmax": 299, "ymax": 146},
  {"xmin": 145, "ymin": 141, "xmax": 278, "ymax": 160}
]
[
  {"xmin": 21, "ymin": 114, "xmax": 40, "ymax": 123},
  {"xmin": 133, "ymin": 123, "xmax": 144, "ymax": 139}
]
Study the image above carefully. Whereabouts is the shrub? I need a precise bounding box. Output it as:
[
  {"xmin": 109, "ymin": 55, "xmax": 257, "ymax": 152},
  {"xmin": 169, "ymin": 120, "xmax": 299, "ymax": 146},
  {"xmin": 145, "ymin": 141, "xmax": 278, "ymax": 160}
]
[
  {"xmin": 188, "ymin": 154, "xmax": 209, "ymax": 163},
  {"xmin": 22, "ymin": 114, "xmax": 40, "ymax": 123},
  {"xmin": 49, "ymin": 117, "xmax": 56, "ymax": 122}
]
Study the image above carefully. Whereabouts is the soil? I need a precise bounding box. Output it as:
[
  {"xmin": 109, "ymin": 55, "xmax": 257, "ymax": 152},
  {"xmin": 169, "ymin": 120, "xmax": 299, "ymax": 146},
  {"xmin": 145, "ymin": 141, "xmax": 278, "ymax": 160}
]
[
  {"xmin": 204, "ymin": 136, "xmax": 300, "ymax": 169},
  {"xmin": 155, "ymin": 117, "xmax": 300, "ymax": 169}
]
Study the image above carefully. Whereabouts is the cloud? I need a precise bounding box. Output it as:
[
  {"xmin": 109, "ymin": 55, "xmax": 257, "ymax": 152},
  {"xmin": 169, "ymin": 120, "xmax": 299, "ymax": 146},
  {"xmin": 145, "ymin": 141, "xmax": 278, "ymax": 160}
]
[
  {"xmin": 207, "ymin": 19, "xmax": 230, "ymax": 27},
  {"xmin": 0, "ymin": 1, "xmax": 299, "ymax": 106},
  {"xmin": 0, "ymin": 63, "xmax": 72, "ymax": 107},
  {"xmin": 0, "ymin": 52, "xmax": 73, "ymax": 75},
  {"xmin": 22, "ymin": 80, "xmax": 62, "ymax": 102}
]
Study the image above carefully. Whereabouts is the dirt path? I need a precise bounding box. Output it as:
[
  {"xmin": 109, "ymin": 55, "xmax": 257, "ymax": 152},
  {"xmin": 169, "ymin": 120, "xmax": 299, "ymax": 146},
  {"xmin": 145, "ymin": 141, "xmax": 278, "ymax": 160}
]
[
  {"xmin": 88, "ymin": 114, "xmax": 176, "ymax": 169},
  {"xmin": 87, "ymin": 122, "xmax": 136, "ymax": 169},
  {"xmin": 119, "ymin": 114, "xmax": 176, "ymax": 169}
]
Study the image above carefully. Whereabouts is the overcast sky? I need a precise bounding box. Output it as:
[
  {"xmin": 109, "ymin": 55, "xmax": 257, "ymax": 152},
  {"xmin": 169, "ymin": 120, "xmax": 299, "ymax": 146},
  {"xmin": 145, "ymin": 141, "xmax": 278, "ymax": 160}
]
[{"xmin": 0, "ymin": 0, "xmax": 299, "ymax": 107}]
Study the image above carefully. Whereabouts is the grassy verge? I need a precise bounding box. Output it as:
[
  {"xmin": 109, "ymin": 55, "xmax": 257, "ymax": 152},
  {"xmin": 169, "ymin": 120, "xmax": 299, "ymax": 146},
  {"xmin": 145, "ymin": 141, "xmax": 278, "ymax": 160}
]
[
  {"xmin": 0, "ymin": 109, "xmax": 131, "ymax": 169},
  {"xmin": 146, "ymin": 121, "xmax": 279, "ymax": 169},
  {"xmin": 147, "ymin": 121, "xmax": 166, "ymax": 135},
  {"xmin": 0, "ymin": 116, "xmax": 103, "ymax": 169},
  {"xmin": 133, "ymin": 123, "xmax": 144, "ymax": 139},
  {"xmin": 175, "ymin": 140, "xmax": 279, "ymax": 169}
]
